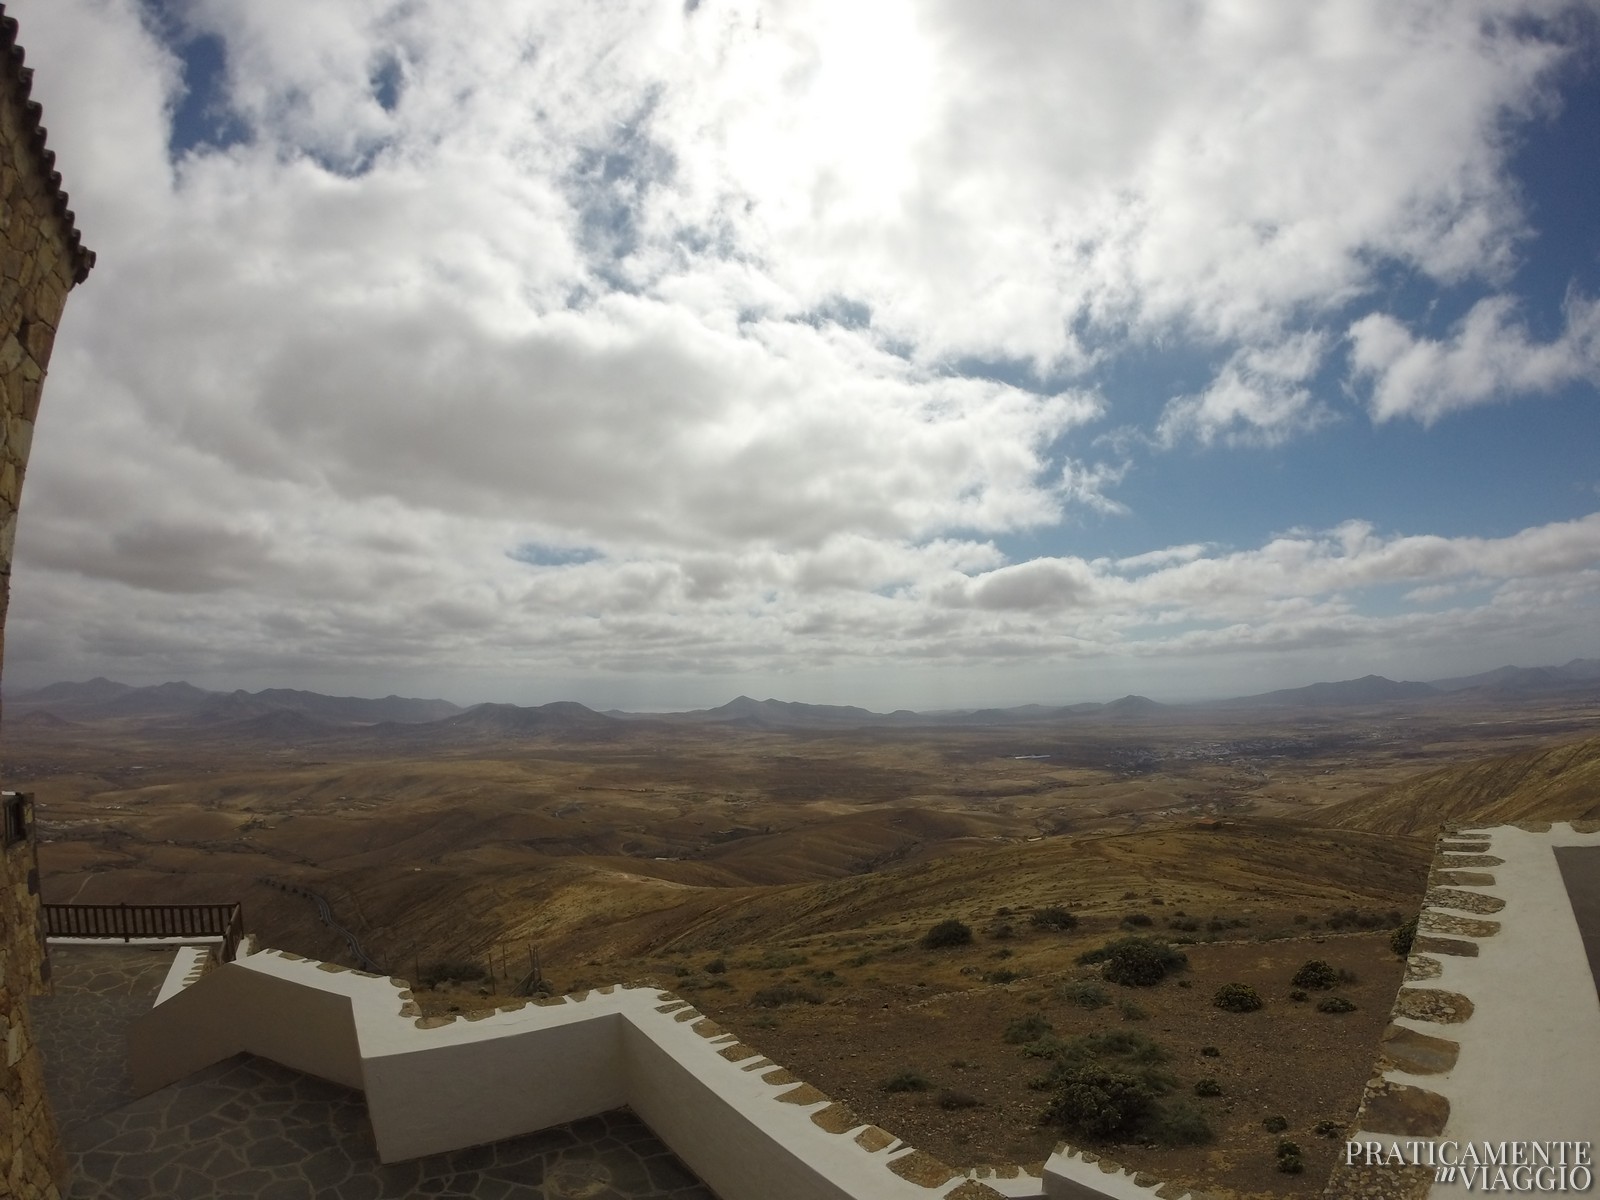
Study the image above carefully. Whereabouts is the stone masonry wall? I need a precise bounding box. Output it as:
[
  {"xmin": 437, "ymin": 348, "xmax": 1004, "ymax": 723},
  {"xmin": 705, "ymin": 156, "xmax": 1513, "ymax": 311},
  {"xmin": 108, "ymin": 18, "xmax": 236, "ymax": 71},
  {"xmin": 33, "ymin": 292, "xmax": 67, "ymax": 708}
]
[{"xmin": 0, "ymin": 5, "xmax": 95, "ymax": 1197}]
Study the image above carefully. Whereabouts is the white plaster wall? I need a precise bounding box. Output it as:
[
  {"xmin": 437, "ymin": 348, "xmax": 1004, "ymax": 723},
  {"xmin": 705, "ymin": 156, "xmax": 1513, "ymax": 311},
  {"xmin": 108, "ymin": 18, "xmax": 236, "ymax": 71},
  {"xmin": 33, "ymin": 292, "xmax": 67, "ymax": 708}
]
[
  {"xmin": 362, "ymin": 1008, "xmax": 628, "ymax": 1162},
  {"xmin": 130, "ymin": 960, "xmax": 362, "ymax": 1094},
  {"xmin": 624, "ymin": 1017, "xmax": 869, "ymax": 1200},
  {"xmin": 126, "ymin": 952, "xmax": 1106, "ymax": 1199},
  {"xmin": 153, "ymin": 945, "xmax": 212, "ymax": 1006},
  {"xmin": 1044, "ymin": 1148, "xmax": 1171, "ymax": 1200}
]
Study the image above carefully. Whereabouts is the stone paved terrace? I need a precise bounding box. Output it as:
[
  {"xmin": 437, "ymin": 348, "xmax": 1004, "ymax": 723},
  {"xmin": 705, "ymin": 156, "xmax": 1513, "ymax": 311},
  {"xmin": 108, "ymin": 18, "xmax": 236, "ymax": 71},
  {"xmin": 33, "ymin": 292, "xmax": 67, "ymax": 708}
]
[{"xmin": 27, "ymin": 946, "xmax": 716, "ymax": 1199}]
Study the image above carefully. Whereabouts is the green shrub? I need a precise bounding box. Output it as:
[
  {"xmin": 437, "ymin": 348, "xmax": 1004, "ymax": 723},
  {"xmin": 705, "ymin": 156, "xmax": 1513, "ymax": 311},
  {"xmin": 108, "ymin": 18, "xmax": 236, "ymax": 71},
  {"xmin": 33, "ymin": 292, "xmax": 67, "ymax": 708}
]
[
  {"xmin": 1041, "ymin": 1067, "xmax": 1156, "ymax": 1138},
  {"xmin": 1391, "ymin": 917, "xmax": 1418, "ymax": 957},
  {"xmin": 1278, "ymin": 1140, "xmax": 1303, "ymax": 1159},
  {"xmin": 1167, "ymin": 917, "xmax": 1200, "ymax": 932},
  {"xmin": 1030, "ymin": 906, "xmax": 1079, "ymax": 930},
  {"xmin": 880, "ymin": 1070, "xmax": 931, "ymax": 1093},
  {"xmin": 1151, "ymin": 1101, "xmax": 1214, "ymax": 1146},
  {"xmin": 1121, "ymin": 912, "xmax": 1154, "ymax": 928},
  {"xmin": 988, "ymin": 922, "xmax": 1015, "ymax": 940},
  {"xmin": 938, "ymin": 1089, "xmax": 981, "ymax": 1110},
  {"xmin": 704, "ymin": 957, "xmax": 727, "ymax": 975},
  {"xmin": 984, "ymin": 968, "xmax": 1022, "ymax": 984},
  {"xmin": 1003, "ymin": 1014, "xmax": 1054, "ymax": 1045},
  {"xmin": 1079, "ymin": 937, "xmax": 1188, "ymax": 987},
  {"xmin": 923, "ymin": 919, "xmax": 974, "ymax": 949},
  {"xmin": 1022, "ymin": 1035, "xmax": 1069, "ymax": 1059},
  {"xmin": 1291, "ymin": 959, "xmax": 1338, "ymax": 990},
  {"xmin": 1317, "ymin": 995, "xmax": 1357, "ymax": 1013},
  {"xmin": 1314, "ymin": 1120, "xmax": 1345, "ymax": 1138},
  {"xmin": 1263, "ymin": 1115, "xmax": 1289, "ymax": 1133},
  {"xmin": 1119, "ymin": 1000, "xmax": 1147, "ymax": 1021},
  {"xmin": 1278, "ymin": 1154, "xmax": 1304, "ymax": 1174},
  {"xmin": 1061, "ymin": 980, "xmax": 1110, "ymax": 1009},
  {"xmin": 750, "ymin": 984, "xmax": 822, "ymax": 1007},
  {"xmin": 1213, "ymin": 983, "xmax": 1264, "ymax": 1012},
  {"xmin": 1289, "ymin": 989, "xmax": 1308, "ymax": 1002},
  {"xmin": 1194, "ymin": 1078, "xmax": 1223, "ymax": 1097},
  {"xmin": 1200, "ymin": 1045, "xmax": 1220, "ymax": 1057}
]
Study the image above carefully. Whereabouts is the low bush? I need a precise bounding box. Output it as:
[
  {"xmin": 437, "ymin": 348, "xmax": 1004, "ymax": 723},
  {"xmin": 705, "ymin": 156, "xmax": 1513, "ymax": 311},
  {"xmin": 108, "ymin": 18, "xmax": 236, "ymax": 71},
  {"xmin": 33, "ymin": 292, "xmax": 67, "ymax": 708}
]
[
  {"xmin": 742, "ymin": 949, "xmax": 808, "ymax": 970},
  {"xmin": 1121, "ymin": 912, "xmax": 1154, "ymax": 928},
  {"xmin": 1152, "ymin": 1101, "xmax": 1214, "ymax": 1146},
  {"xmin": 984, "ymin": 968, "xmax": 1023, "ymax": 984},
  {"xmin": 1194, "ymin": 1078, "xmax": 1223, "ymax": 1097},
  {"xmin": 1317, "ymin": 995, "xmax": 1357, "ymax": 1013},
  {"xmin": 1030, "ymin": 906, "xmax": 1079, "ymax": 931},
  {"xmin": 1314, "ymin": 1120, "xmax": 1345, "ymax": 1138},
  {"xmin": 1041, "ymin": 1067, "xmax": 1157, "ymax": 1139},
  {"xmin": 1003, "ymin": 1014, "xmax": 1054, "ymax": 1045},
  {"xmin": 938, "ymin": 1089, "xmax": 982, "ymax": 1110},
  {"xmin": 1119, "ymin": 1000, "xmax": 1147, "ymax": 1021},
  {"xmin": 1289, "ymin": 989, "xmax": 1308, "ymax": 1002},
  {"xmin": 922, "ymin": 919, "xmax": 974, "ymax": 949},
  {"xmin": 1327, "ymin": 907, "xmax": 1403, "ymax": 932},
  {"xmin": 1291, "ymin": 959, "xmax": 1339, "ymax": 990},
  {"xmin": 1079, "ymin": 937, "xmax": 1188, "ymax": 987},
  {"xmin": 703, "ymin": 957, "xmax": 727, "ymax": 975},
  {"xmin": 1061, "ymin": 980, "xmax": 1110, "ymax": 1009},
  {"xmin": 1213, "ymin": 983, "xmax": 1264, "ymax": 1012},
  {"xmin": 750, "ymin": 984, "xmax": 822, "ymax": 1007},
  {"xmin": 1391, "ymin": 917, "xmax": 1418, "ymax": 957},
  {"xmin": 1199, "ymin": 1045, "xmax": 1220, "ymax": 1057},
  {"xmin": 1263, "ymin": 1115, "xmax": 1289, "ymax": 1133},
  {"xmin": 880, "ymin": 1070, "xmax": 931, "ymax": 1093}
]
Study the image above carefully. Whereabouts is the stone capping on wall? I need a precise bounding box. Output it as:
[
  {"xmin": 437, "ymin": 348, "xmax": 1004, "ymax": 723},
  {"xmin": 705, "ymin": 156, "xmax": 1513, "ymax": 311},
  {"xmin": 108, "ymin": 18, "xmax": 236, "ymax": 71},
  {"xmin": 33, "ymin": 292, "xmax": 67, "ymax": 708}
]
[
  {"xmin": 1042, "ymin": 1142, "xmax": 1215, "ymax": 1200},
  {"xmin": 131, "ymin": 942, "xmax": 1189, "ymax": 1200},
  {"xmin": 0, "ymin": 4, "xmax": 96, "ymax": 284}
]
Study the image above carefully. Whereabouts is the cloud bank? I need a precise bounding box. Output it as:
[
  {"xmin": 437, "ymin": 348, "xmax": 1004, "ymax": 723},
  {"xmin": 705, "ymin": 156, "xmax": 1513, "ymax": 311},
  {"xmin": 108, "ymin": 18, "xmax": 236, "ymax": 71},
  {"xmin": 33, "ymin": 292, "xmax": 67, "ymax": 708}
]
[{"xmin": 7, "ymin": 0, "xmax": 1599, "ymax": 703}]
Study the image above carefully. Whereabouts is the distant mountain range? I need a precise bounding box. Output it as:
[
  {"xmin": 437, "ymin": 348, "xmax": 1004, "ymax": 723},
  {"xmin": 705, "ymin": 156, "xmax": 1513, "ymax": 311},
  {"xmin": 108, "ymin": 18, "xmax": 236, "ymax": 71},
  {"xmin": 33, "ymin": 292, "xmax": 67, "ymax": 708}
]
[
  {"xmin": 6, "ymin": 677, "xmax": 463, "ymax": 727},
  {"xmin": 5, "ymin": 658, "xmax": 1596, "ymax": 739}
]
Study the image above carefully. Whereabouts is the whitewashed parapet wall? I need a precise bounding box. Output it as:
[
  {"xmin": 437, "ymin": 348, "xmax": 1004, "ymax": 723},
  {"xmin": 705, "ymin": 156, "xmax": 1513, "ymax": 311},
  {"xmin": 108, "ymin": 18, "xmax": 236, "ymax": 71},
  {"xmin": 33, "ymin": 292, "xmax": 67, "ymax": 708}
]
[
  {"xmin": 1324, "ymin": 821, "xmax": 1600, "ymax": 1200},
  {"xmin": 129, "ymin": 941, "xmax": 1219, "ymax": 1200}
]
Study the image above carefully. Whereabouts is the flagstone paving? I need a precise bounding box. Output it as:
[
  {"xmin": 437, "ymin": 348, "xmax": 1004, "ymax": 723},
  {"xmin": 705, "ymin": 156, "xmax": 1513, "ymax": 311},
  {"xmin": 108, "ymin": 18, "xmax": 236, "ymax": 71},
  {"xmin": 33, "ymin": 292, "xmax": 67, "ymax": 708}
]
[
  {"xmin": 29, "ymin": 944, "xmax": 174, "ymax": 1140},
  {"xmin": 32, "ymin": 945, "xmax": 715, "ymax": 1199}
]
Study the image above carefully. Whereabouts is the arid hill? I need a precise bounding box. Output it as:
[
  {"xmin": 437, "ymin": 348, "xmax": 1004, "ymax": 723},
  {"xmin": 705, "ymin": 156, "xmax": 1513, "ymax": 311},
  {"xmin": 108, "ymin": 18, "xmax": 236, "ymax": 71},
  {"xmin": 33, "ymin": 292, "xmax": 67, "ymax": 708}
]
[{"xmin": 1320, "ymin": 732, "xmax": 1600, "ymax": 834}]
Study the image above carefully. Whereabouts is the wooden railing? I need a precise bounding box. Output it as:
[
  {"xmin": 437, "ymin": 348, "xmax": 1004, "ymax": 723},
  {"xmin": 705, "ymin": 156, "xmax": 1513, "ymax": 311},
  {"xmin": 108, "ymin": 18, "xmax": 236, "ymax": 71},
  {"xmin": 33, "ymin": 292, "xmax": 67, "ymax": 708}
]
[{"xmin": 42, "ymin": 902, "xmax": 246, "ymax": 962}]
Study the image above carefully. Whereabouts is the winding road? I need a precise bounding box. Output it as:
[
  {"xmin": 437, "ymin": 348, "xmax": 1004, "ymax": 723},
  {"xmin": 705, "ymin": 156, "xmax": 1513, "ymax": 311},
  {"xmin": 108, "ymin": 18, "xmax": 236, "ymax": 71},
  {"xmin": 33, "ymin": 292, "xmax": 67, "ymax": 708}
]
[{"xmin": 264, "ymin": 879, "xmax": 385, "ymax": 974}]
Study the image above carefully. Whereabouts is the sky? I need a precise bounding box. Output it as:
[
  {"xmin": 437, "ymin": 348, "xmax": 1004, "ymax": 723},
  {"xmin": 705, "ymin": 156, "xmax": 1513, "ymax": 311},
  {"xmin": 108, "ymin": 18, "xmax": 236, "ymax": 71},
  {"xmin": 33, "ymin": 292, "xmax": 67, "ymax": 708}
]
[{"xmin": 7, "ymin": 0, "xmax": 1600, "ymax": 711}]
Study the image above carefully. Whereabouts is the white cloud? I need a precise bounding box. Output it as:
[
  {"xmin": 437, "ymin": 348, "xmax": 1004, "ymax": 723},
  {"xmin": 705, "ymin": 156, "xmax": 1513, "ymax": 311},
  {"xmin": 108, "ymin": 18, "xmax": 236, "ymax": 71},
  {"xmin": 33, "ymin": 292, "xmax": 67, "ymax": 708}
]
[
  {"xmin": 1350, "ymin": 294, "xmax": 1600, "ymax": 424},
  {"xmin": 7, "ymin": 0, "xmax": 1599, "ymax": 703},
  {"xmin": 1157, "ymin": 332, "xmax": 1333, "ymax": 446}
]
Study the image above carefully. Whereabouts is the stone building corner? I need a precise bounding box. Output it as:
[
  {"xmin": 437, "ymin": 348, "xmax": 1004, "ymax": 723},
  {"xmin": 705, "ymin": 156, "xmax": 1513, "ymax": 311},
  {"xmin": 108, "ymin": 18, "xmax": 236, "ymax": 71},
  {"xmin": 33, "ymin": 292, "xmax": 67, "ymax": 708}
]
[{"xmin": 0, "ymin": 4, "xmax": 96, "ymax": 1197}]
